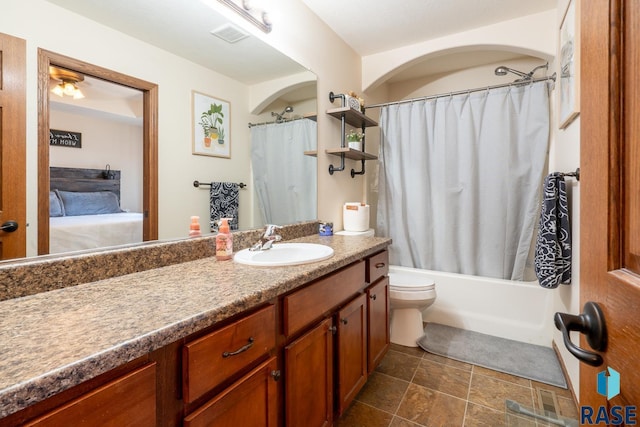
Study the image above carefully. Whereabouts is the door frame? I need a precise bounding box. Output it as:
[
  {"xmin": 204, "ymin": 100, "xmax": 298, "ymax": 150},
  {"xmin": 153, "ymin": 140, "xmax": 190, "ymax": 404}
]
[{"xmin": 37, "ymin": 49, "xmax": 158, "ymax": 255}]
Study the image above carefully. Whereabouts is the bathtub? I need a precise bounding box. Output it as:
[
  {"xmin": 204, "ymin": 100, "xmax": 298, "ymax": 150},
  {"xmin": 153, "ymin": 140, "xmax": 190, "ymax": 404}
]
[{"xmin": 389, "ymin": 265, "xmax": 555, "ymax": 347}]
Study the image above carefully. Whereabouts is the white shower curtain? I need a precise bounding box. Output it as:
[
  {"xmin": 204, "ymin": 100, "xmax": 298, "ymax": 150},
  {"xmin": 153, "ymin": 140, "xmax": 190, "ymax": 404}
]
[
  {"xmin": 377, "ymin": 81, "xmax": 550, "ymax": 281},
  {"xmin": 251, "ymin": 119, "xmax": 317, "ymax": 225}
]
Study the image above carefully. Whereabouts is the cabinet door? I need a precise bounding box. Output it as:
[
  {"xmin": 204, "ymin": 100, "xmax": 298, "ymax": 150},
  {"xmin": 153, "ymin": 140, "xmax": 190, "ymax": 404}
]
[
  {"xmin": 284, "ymin": 317, "xmax": 334, "ymax": 427},
  {"xmin": 367, "ymin": 277, "xmax": 390, "ymax": 373},
  {"xmin": 336, "ymin": 293, "xmax": 367, "ymax": 415},
  {"xmin": 183, "ymin": 357, "xmax": 278, "ymax": 427},
  {"xmin": 26, "ymin": 363, "xmax": 156, "ymax": 427}
]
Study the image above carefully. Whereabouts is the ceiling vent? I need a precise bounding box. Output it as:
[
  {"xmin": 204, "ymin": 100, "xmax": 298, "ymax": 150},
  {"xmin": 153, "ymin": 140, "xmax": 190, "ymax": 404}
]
[{"xmin": 210, "ymin": 23, "xmax": 249, "ymax": 43}]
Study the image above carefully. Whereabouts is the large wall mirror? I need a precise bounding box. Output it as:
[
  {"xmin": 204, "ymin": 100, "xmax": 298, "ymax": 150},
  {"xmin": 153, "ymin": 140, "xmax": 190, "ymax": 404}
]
[{"xmin": 23, "ymin": 0, "xmax": 317, "ymax": 261}]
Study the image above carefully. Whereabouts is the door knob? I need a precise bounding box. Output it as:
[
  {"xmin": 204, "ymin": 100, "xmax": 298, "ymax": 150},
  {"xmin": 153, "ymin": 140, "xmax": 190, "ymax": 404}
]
[
  {"xmin": 554, "ymin": 302, "xmax": 607, "ymax": 366},
  {"xmin": 0, "ymin": 221, "xmax": 18, "ymax": 233}
]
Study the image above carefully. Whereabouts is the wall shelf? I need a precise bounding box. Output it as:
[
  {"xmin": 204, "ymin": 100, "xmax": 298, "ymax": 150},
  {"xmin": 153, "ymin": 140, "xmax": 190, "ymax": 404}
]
[
  {"xmin": 326, "ymin": 92, "xmax": 379, "ymax": 178},
  {"xmin": 326, "ymin": 107, "xmax": 378, "ymax": 129},
  {"xmin": 325, "ymin": 148, "xmax": 377, "ymax": 161}
]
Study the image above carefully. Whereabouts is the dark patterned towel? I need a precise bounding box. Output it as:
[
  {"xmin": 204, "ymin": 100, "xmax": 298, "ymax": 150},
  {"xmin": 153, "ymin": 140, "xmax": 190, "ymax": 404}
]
[
  {"xmin": 210, "ymin": 182, "xmax": 239, "ymax": 232},
  {"xmin": 534, "ymin": 173, "xmax": 572, "ymax": 288}
]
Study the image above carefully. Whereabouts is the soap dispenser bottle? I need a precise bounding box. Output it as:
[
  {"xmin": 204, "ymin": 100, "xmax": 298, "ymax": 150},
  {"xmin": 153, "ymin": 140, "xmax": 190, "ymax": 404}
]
[
  {"xmin": 215, "ymin": 218, "xmax": 233, "ymax": 261},
  {"xmin": 189, "ymin": 216, "xmax": 202, "ymax": 237}
]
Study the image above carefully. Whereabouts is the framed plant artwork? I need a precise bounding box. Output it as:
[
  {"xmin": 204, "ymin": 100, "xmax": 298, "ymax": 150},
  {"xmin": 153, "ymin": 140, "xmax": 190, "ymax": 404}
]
[
  {"xmin": 192, "ymin": 91, "xmax": 231, "ymax": 158},
  {"xmin": 558, "ymin": 0, "xmax": 580, "ymax": 129}
]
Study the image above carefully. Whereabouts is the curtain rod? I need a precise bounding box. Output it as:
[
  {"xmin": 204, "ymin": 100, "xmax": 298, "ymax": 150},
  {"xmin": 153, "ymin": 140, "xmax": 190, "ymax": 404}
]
[
  {"xmin": 365, "ymin": 73, "xmax": 556, "ymax": 109},
  {"xmin": 248, "ymin": 116, "xmax": 309, "ymax": 128}
]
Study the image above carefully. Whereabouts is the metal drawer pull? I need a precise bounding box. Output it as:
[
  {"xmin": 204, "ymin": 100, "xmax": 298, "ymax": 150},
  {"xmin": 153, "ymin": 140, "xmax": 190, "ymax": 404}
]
[
  {"xmin": 271, "ymin": 370, "xmax": 281, "ymax": 381},
  {"xmin": 341, "ymin": 318, "xmax": 348, "ymax": 325},
  {"xmin": 370, "ymin": 294, "xmax": 377, "ymax": 301},
  {"xmin": 222, "ymin": 337, "xmax": 254, "ymax": 358},
  {"xmin": 375, "ymin": 262, "xmax": 385, "ymax": 269}
]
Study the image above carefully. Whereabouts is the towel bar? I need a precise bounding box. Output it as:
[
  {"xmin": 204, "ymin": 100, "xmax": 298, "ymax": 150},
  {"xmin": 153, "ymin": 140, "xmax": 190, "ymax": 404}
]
[
  {"xmin": 558, "ymin": 167, "xmax": 580, "ymax": 181},
  {"xmin": 193, "ymin": 180, "xmax": 247, "ymax": 189}
]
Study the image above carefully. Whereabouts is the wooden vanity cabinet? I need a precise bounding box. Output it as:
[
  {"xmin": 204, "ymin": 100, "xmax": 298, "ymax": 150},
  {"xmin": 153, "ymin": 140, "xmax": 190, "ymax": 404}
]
[
  {"xmin": 281, "ymin": 255, "xmax": 388, "ymax": 423},
  {"xmin": 282, "ymin": 261, "xmax": 366, "ymax": 426},
  {"xmin": 2, "ymin": 248, "xmax": 390, "ymax": 427}
]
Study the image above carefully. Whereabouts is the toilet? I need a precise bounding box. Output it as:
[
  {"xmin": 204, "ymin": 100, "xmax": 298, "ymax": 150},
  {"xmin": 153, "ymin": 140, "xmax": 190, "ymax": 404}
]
[
  {"xmin": 335, "ymin": 229, "xmax": 437, "ymax": 347},
  {"xmin": 388, "ymin": 266, "xmax": 437, "ymax": 347}
]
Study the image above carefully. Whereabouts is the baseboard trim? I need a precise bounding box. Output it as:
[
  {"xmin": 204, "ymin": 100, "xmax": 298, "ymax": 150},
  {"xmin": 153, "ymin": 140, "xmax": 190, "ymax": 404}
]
[{"xmin": 552, "ymin": 340, "xmax": 579, "ymax": 406}]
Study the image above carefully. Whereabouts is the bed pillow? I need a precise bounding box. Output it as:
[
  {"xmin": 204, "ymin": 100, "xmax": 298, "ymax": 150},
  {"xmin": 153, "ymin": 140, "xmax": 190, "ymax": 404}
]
[
  {"xmin": 57, "ymin": 190, "xmax": 124, "ymax": 216},
  {"xmin": 49, "ymin": 191, "xmax": 65, "ymax": 217}
]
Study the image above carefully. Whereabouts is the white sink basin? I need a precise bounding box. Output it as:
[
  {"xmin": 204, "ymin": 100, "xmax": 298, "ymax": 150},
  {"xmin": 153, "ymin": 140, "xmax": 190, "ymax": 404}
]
[{"xmin": 233, "ymin": 243, "xmax": 334, "ymax": 267}]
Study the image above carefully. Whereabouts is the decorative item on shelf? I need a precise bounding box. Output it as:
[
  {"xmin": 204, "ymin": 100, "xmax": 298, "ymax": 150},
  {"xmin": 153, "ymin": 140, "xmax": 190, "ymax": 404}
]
[
  {"xmin": 346, "ymin": 129, "xmax": 364, "ymax": 151},
  {"xmin": 347, "ymin": 91, "xmax": 365, "ymax": 112}
]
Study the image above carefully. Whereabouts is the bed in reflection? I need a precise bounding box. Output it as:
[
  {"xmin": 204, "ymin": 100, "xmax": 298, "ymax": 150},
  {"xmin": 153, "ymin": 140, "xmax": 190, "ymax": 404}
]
[{"xmin": 49, "ymin": 167, "xmax": 143, "ymax": 254}]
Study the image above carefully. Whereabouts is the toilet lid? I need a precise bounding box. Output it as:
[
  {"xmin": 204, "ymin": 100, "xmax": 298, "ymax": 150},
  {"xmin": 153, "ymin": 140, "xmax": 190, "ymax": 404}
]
[
  {"xmin": 390, "ymin": 282, "xmax": 435, "ymax": 292},
  {"xmin": 388, "ymin": 271, "xmax": 435, "ymax": 292}
]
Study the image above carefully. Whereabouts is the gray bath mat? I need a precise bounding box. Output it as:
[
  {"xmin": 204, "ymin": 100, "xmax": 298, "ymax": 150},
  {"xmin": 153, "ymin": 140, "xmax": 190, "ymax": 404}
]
[{"xmin": 417, "ymin": 323, "xmax": 567, "ymax": 389}]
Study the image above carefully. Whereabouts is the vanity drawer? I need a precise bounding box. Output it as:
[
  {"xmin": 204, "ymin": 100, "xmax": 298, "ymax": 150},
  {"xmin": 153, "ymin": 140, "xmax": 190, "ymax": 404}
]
[
  {"xmin": 366, "ymin": 250, "xmax": 389, "ymax": 284},
  {"xmin": 183, "ymin": 304, "xmax": 276, "ymax": 404},
  {"xmin": 283, "ymin": 261, "xmax": 365, "ymax": 337},
  {"xmin": 27, "ymin": 363, "xmax": 156, "ymax": 426}
]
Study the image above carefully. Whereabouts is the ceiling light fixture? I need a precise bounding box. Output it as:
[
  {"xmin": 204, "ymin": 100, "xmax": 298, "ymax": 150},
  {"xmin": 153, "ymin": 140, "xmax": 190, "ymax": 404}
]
[
  {"xmin": 217, "ymin": 0, "xmax": 272, "ymax": 33},
  {"xmin": 49, "ymin": 66, "xmax": 85, "ymax": 100}
]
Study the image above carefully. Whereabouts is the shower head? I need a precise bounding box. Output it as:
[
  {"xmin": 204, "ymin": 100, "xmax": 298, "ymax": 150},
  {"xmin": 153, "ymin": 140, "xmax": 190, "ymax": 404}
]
[
  {"xmin": 494, "ymin": 63, "xmax": 549, "ymax": 81},
  {"xmin": 494, "ymin": 66, "xmax": 529, "ymax": 79},
  {"xmin": 271, "ymin": 106, "xmax": 294, "ymax": 123}
]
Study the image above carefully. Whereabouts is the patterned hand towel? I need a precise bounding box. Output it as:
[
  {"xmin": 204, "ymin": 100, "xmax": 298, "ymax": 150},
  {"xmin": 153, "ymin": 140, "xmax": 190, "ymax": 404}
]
[
  {"xmin": 210, "ymin": 182, "xmax": 239, "ymax": 232},
  {"xmin": 534, "ymin": 173, "xmax": 572, "ymax": 288}
]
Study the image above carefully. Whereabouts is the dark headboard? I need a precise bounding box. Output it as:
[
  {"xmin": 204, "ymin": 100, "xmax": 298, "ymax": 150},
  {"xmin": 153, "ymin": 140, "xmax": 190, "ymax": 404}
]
[{"xmin": 50, "ymin": 167, "xmax": 121, "ymax": 201}]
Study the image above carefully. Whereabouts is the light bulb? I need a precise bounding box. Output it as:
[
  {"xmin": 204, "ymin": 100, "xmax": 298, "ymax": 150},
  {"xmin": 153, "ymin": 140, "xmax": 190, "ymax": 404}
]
[
  {"xmin": 51, "ymin": 84, "xmax": 64, "ymax": 97},
  {"xmin": 73, "ymin": 89, "xmax": 84, "ymax": 100},
  {"xmin": 63, "ymin": 82, "xmax": 76, "ymax": 96}
]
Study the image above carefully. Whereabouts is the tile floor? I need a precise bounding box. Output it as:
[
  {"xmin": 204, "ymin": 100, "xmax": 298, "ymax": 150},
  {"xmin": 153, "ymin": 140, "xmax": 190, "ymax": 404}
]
[{"xmin": 336, "ymin": 343, "xmax": 579, "ymax": 427}]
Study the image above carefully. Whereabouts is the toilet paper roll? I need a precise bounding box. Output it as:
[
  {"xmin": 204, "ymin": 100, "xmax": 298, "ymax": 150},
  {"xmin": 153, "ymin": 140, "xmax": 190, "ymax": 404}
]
[{"xmin": 343, "ymin": 203, "xmax": 370, "ymax": 232}]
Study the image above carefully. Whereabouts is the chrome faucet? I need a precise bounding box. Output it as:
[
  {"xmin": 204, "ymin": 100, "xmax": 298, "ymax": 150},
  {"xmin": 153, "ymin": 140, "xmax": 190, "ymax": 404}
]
[{"xmin": 249, "ymin": 224, "xmax": 283, "ymax": 251}]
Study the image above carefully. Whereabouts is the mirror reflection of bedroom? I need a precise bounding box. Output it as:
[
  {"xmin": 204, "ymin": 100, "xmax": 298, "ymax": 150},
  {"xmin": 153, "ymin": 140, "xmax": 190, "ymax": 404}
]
[{"xmin": 48, "ymin": 68, "xmax": 144, "ymax": 255}]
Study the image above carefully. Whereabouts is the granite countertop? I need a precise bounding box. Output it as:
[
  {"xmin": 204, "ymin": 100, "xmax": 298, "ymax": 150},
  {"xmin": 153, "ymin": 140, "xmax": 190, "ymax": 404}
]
[{"xmin": 0, "ymin": 234, "xmax": 391, "ymax": 418}]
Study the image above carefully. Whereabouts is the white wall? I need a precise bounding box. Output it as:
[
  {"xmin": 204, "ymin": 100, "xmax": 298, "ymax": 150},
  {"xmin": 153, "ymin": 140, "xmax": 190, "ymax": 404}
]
[
  {"xmin": 362, "ymin": 10, "xmax": 557, "ymax": 92},
  {"xmin": 49, "ymin": 108, "xmax": 143, "ymax": 212},
  {"xmin": 550, "ymin": 0, "xmax": 582, "ymax": 399}
]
